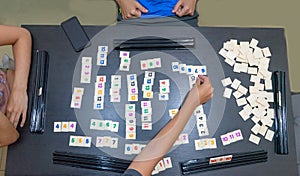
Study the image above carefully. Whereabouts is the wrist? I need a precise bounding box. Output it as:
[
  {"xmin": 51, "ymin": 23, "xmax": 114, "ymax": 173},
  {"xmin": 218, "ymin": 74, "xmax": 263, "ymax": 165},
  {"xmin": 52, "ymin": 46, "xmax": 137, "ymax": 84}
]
[
  {"xmin": 12, "ymin": 84, "xmax": 27, "ymax": 93},
  {"xmin": 182, "ymin": 92, "xmax": 199, "ymax": 110}
]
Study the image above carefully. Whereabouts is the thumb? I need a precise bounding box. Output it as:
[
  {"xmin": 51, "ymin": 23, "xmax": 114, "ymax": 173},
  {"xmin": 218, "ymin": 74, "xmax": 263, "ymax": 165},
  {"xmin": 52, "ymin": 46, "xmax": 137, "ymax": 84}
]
[
  {"xmin": 136, "ymin": 2, "xmax": 148, "ymax": 13},
  {"xmin": 172, "ymin": 1, "xmax": 182, "ymax": 13}
]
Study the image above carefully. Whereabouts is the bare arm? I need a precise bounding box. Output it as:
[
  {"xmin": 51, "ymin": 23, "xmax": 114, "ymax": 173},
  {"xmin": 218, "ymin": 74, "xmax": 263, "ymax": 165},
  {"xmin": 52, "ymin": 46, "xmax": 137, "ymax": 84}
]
[
  {"xmin": 172, "ymin": 0, "xmax": 197, "ymax": 17},
  {"xmin": 0, "ymin": 25, "xmax": 32, "ymax": 127},
  {"xmin": 116, "ymin": 0, "xmax": 148, "ymax": 19},
  {"xmin": 0, "ymin": 111, "xmax": 19, "ymax": 147},
  {"xmin": 127, "ymin": 75, "xmax": 213, "ymax": 175}
]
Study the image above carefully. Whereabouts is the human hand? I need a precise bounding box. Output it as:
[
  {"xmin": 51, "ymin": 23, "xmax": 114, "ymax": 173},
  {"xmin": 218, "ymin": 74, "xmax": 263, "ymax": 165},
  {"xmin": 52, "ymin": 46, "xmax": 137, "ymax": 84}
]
[
  {"xmin": 188, "ymin": 75, "xmax": 214, "ymax": 107},
  {"xmin": 116, "ymin": 0, "xmax": 148, "ymax": 19},
  {"xmin": 172, "ymin": 0, "xmax": 197, "ymax": 17},
  {"xmin": 6, "ymin": 88, "xmax": 28, "ymax": 128}
]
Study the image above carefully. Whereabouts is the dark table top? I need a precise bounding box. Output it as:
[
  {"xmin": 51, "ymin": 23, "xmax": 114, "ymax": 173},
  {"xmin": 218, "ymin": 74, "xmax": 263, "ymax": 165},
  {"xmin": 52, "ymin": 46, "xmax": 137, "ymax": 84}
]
[{"xmin": 6, "ymin": 24, "xmax": 298, "ymax": 176}]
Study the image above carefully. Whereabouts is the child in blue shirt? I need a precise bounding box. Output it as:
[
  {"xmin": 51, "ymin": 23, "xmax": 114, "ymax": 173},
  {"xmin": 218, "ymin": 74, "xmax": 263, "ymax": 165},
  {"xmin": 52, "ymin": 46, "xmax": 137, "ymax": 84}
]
[{"xmin": 116, "ymin": 0, "xmax": 198, "ymax": 24}]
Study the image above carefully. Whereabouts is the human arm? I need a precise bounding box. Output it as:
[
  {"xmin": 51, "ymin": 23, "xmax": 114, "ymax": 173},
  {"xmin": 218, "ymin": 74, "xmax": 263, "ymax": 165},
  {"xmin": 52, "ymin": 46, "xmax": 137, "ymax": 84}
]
[
  {"xmin": 126, "ymin": 75, "xmax": 213, "ymax": 175},
  {"xmin": 172, "ymin": 0, "xmax": 197, "ymax": 17},
  {"xmin": 0, "ymin": 111, "xmax": 19, "ymax": 147},
  {"xmin": 116, "ymin": 0, "xmax": 148, "ymax": 19},
  {"xmin": 0, "ymin": 25, "xmax": 32, "ymax": 128}
]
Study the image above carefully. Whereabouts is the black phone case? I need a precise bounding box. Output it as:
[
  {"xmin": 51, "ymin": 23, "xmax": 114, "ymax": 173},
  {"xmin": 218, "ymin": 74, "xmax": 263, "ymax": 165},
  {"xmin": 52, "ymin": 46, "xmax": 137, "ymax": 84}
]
[{"xmin": 61, "ymin": 16, "xmax": 90, "ymax": 52}]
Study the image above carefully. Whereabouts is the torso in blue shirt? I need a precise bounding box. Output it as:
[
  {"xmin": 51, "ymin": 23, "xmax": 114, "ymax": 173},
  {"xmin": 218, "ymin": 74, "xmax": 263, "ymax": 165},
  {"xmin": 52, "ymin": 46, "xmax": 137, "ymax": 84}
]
[{"xmin": 138, "ymin": 0, "xmax": 178, "ymax": 18}]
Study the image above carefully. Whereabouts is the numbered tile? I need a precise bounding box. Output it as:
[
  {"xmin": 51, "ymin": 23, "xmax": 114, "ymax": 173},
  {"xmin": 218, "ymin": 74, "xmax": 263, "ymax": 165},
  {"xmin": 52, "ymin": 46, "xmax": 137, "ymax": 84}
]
[
  {"xmin": 172, "ymin": 62, "xmax": 179, "ymax": 72},
  {"xmin": 53, "ymin": 122, "xmax": 62, "ymax": 132},
  {"xmin": 208, "ymin": 138, "xmax": 217, "ymax": 149},
  {"xmin": 194, "ymin": 139, "xmax": 202, "ymax": 150},
  {"xmin": 142, "ymin": 108, "xmax": 152, "ymax": 115},
  {"xmin": 69, "ymin": 136, "xmax": 78, "ymax": 146},
  {"xmin": 209, "ymin": 157, "xmax": 217, "ymax": 164},
  {"xmin": 153, "ymin": 58, "xmax": 161, "ymax": 68},
  {"xmin": 96, "ymin": 136, "xmax": 104, "ymax": 147},
  {"xmin": 124, "ymin": 144, "xmax": 133, "ymax": 155},
  {"xmin": 126, "ymin": 124, "xmax": 136, "ymax": 132},
  {"xmin": 142, "ymin": 123, "xmax": 152, "ymax": 130},
  {"xmin": 141, "ymin": 60, "xmax": 148, "ymax": 70},
  {"xmin": 157, "ymin": 160, "xmax": 166, "ymax": 172},
  {"xmin": 220, "ymin": 134, "xmax": 231, "ymax": 146},
  {"xmin": 111, "ymin": 122, "xmax": 119, "ymax": 132},
  {"xmin": 61, "ymin": 121, "xmax": 69, "ymax": 132},
  {"xmin": 110, "ymin": 137, "xmax": 119, "ymax": 148},
  {"xmin": 98, "ymin": 45, "xmax": 108, "ymax": 53},
  {"xmin": 103, "ymin": 136, "xmax": 111, "ymax": 147},
  {"xmin": 126, "ymin": 132, "xmax": 136, "ymax": 140},
  {"xmin": 120, "ymin": 51, "xmax": 130, "ymax": 58},
  {"xmin": 83, "ymin": 137, "xmax": 92, "ymax": 147},
  {"xmin": 163, "ymin": 157, "xmax": 173, "ymax": 169},
  {"xmin": 159, "ymin": 93, "xmax": 169, "ymax": 101},
  {"xmin": 97, "ymin": 120, "xmax": 105, "ymax": 130},
  {"xmin": 131, "ymin": 144, "xmax": 141, "ymax": 154},
  {"xmin": 143, "ymin": 91, "xmax": 153, "ymax": 99},
  {"xmin": 128, "ymin": 94, "xmax": 138, "ymax": 102},
  {"xmin": 180, "ymin": 134, "xmax": 189, "ymax": 144},
  {"xmin": 104, "ymin": 120, "xmax": 113, "ymax": 131},
  {"xmin": 141, "ymin": 115, "xmax": 152, "ymax": 122}
]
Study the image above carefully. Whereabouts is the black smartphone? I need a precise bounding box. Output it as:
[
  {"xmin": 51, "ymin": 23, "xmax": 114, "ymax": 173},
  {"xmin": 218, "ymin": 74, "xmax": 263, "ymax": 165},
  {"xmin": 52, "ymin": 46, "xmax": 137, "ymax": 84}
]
[{"xmin": 61, "ymin": 16, "xmax": 91, "ymax": 52}]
